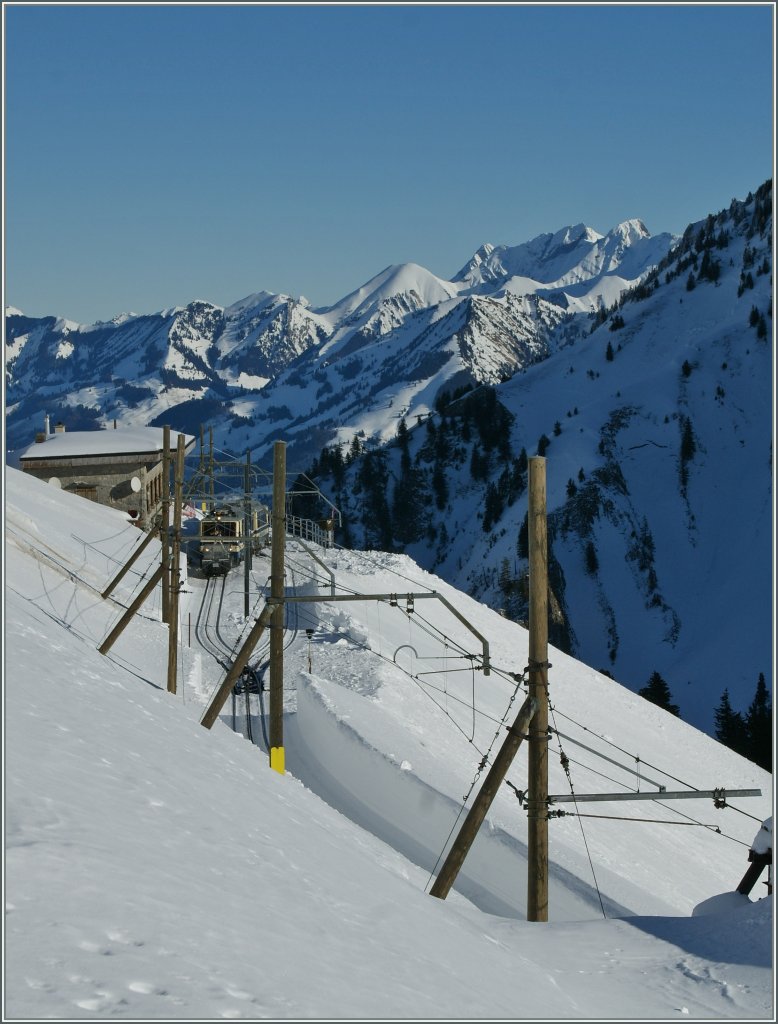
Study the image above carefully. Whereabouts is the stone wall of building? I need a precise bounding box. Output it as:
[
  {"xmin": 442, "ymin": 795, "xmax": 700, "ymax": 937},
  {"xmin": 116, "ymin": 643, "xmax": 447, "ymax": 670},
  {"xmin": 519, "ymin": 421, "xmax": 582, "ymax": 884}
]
[{"xmin": 20, "ymin": 455, "xmax": 165, "ymax": 529}]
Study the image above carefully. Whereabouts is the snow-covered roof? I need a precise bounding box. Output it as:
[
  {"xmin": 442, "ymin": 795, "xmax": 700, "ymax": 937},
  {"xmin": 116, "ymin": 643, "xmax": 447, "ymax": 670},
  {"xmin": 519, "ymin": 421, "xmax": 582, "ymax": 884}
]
[
  {"xmin": 751, "ymin": 817, "xmax": 773, "ymax": 855},
  {"xmin": 19, "ymin": 427, "xmax": 195, "ymax": 461}
]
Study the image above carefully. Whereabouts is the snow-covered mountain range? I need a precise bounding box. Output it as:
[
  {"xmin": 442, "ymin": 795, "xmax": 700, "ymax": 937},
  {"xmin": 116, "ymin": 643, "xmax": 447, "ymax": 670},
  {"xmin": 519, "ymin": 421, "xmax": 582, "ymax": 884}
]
[
  {"xmin": 4, "ymin": 180, "xmax": 773, "ymax": 738},
  {"xmin": 4, "ymin": 214, "xmax": 674, "ymax": 455}
]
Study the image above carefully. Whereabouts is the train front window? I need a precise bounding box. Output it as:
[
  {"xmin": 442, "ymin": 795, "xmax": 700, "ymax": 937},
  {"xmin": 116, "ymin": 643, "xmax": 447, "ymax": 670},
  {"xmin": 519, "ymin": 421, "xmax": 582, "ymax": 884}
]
[{"xmin": 202, "ymin": 520, "xmax": 238, "ymax": 538}]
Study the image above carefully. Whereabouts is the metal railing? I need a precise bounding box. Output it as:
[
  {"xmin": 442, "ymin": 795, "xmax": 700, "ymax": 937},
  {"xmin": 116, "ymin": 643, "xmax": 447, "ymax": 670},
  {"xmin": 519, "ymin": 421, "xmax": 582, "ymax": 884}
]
[{"xmin": 285, "ymin": 515, "xmax": 334, "ymax": 548}]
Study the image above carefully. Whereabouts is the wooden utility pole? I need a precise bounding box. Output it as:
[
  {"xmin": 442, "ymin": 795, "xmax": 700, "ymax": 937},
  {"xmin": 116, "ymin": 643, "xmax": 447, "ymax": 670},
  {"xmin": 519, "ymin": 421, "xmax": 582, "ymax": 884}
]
[
  {"xmin": 269, "ymin": 440, "xmax": 286, "ymax": 774},
  {"xmin": 167, "ymin": 434, "xmax": 185, "ymax": 695},
  {"xmin": 209, "ymin": 426, "xmax": 215, "ymax": 501},
  {"xmin": 429, "ymin": 695, "xmax": 537, "ymax": 901},
  {"xmin": 527, "ymin": 456, "xmax": 549, "ymax": 922},
  {"xmin": 161, "ymin": 425, "xmax": 171, "ymax": 623},
  {"xmin": 244, "ymin": 450, "xmax": 252, "ymax": 618}
]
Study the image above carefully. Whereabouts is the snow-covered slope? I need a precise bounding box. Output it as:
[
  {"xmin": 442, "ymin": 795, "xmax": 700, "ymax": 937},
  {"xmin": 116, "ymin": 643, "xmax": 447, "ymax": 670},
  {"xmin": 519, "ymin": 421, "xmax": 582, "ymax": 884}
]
[{"xmin": 3, "ymin": 467, "xmax": 773, "ymax": 1019}]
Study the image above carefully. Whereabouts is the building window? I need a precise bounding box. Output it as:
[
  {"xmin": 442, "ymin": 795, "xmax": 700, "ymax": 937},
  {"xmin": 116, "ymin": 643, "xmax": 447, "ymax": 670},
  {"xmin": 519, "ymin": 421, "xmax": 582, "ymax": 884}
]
[{"xmin": 71, "ymin": 485, "xmax": 98, "ymax": 502}]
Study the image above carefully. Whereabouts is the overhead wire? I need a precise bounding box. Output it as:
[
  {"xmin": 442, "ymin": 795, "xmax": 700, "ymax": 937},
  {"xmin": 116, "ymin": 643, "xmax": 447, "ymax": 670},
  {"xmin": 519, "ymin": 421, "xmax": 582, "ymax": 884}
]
[
  {"xmin": 548, "ymin": 700, "xmax": 607, "ymax": 918},
  {"xmin": 289, "ymin": 601, "xmax": 494, "ymax": 748},
  {"xmin": 271, "ymin": 545, "xmax": 763, "ymax": 852},
  {"xmin": 549, "ymin": 705, "xmax": 764, "ymax": 825},
  {"xmin": 424, "ymin": 671, "xmax": 527, "ymax": 893}
]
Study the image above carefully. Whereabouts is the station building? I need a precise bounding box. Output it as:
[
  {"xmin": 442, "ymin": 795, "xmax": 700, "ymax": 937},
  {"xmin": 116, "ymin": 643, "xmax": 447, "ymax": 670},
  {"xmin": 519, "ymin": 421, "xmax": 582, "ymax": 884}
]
[{"xmin": 18, "ymin": 421, "xmax": 195, "ymax": 530}]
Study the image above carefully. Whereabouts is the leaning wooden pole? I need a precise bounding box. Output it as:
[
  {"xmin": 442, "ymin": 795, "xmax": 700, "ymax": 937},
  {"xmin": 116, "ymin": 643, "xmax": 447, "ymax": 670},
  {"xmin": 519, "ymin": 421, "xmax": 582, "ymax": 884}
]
[
  {"xmin": 527, "ymin": 455, "xmax": 549, "ymax": 922},
  {"xmin": 161, "ymin": 425, "xmax": 171, "ymax": 624},
  {"xmin": 167, "ymin": 434, "xmax": 185, "ymax": 695},
  {"xmin": 101, "ymin": 520, "xmax": 159, "ymax": 599},
  {"xmin": 98, "ymin": 565, "xmax": 165, "ymax": 655},
  {"xmin": 200, "ymin": 605, "xmax": 274, "ymax": 729},
  {"xmin": 269, "ymin": 440, "xmax": 287, "ymax": 774},
  {"xmin": 429, "ymin": 695, "xmax": 537, "ymax": 901}
]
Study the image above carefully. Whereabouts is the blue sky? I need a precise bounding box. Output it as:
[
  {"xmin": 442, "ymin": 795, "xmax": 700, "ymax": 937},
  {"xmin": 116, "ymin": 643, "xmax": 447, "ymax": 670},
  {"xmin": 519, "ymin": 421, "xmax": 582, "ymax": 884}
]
[{"xmin": 4, "ymin": 3, "xmax": 775, "ymax": 323}]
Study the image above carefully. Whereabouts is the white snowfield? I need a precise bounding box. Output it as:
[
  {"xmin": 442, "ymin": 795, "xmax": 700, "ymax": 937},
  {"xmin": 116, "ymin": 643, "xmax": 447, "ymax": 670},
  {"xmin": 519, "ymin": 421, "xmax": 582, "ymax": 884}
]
[{"xmin": 4, "ymin": 467, "xmax": 773, "ymax": 1020}]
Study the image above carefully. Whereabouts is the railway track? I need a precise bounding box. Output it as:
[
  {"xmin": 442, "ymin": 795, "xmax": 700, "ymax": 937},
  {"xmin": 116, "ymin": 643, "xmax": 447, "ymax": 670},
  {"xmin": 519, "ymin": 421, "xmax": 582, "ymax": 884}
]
[
  {"xmin": 194, "ymin": 575, "xmax": 257, "ymax": 743},
  {"xmin": 194, "ymin": 575, "xmax": 231, "ymax": 671},
  {"xmin": 193, "ymin": 546, "xmax": 310, "ymax": 749}
]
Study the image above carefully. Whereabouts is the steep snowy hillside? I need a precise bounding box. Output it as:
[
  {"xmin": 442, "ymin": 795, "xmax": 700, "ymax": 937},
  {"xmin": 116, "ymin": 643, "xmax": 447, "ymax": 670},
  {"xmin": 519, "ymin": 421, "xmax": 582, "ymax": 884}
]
[
  {"xmin": 308, "ymin": 182, "xmax": 773, "ymax": 737},
  {"xmin": 4, "ymin": 467, "xmax": 773, "ymax": 1019}
]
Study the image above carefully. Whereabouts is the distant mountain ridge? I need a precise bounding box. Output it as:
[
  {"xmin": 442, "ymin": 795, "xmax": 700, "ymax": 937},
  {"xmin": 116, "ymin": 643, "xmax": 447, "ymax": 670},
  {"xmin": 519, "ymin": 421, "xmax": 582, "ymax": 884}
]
[{"xmin": 5, "ymin": 215, "xmax": 675, "ymax": 454}]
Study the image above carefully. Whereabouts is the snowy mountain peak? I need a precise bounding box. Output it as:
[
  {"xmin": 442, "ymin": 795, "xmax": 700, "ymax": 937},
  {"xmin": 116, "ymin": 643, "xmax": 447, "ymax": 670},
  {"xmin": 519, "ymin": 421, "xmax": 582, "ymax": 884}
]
[
  {"xmin": 468, "ymin": 242, "xmax": 496, "ymax": 267},
  {"xmin": 224, "ymin": 290, "xmax": 279, "ymax": 316},
  {"xmin": 609, "ymin": 218, "xmax": 651, "ymax": 243},
  {"xmin": 317, "ymin": 261, "xmax": 458, "ymax": 327},
  {"xmin": 547, "ymin": 222, "xmax": 603, "ymax": 248}
]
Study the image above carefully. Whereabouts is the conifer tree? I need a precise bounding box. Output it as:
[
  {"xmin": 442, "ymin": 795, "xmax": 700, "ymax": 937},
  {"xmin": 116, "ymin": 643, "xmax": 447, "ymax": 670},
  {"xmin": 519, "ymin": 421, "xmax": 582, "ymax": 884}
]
[
  {"xmin": 584, "ymin": 540, "xmax": 599, "ymax": 576},
  {"xmin": 745, "ymin": 673, "xmax": 772, "ymax": 771},
  {"xmin": 679, "ymin": 416, "xmax": 696, "ymax": 491},
  {"xmin": 638, "ymin": 671, "xmax": 680, "ymax": 717},
  {"xmin": 517, "ymin": 512, "xmax": 529, "ymax": 559},
  {"xmin": 397, "ymin": 417, "xmax": 411, "ymax": 475},
  {"xmin": 392, "ymin": 467, "xmax": 427, "ymax": 544},
  {"xmin": 432, "ymin": 461, "xmax": 448, "ymax": 511},
  {"xmin": 498, "ymin": 557, "xmax": 511, "ymax": 594},
  {"xmin": 470, "ymin": 445, "xmax": 488, "ymax": 481},
  {"xmin": 714, "ymin": 689, "xmax": 748, "ymax": 755}
]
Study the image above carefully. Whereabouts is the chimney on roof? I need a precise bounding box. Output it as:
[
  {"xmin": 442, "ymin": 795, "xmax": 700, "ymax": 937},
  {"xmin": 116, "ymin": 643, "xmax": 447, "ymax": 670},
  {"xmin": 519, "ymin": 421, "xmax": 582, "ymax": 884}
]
[
  {"xmin": 54, "ymin": 422, "xmax": 66, "ymax": 433},
  {"xmin": 35, "ymin": 432, "xmax": 46, "ymax": 443},
  {"xmin": 44, "ymin": 414, "xmax": 51, "ymax": 435}
]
